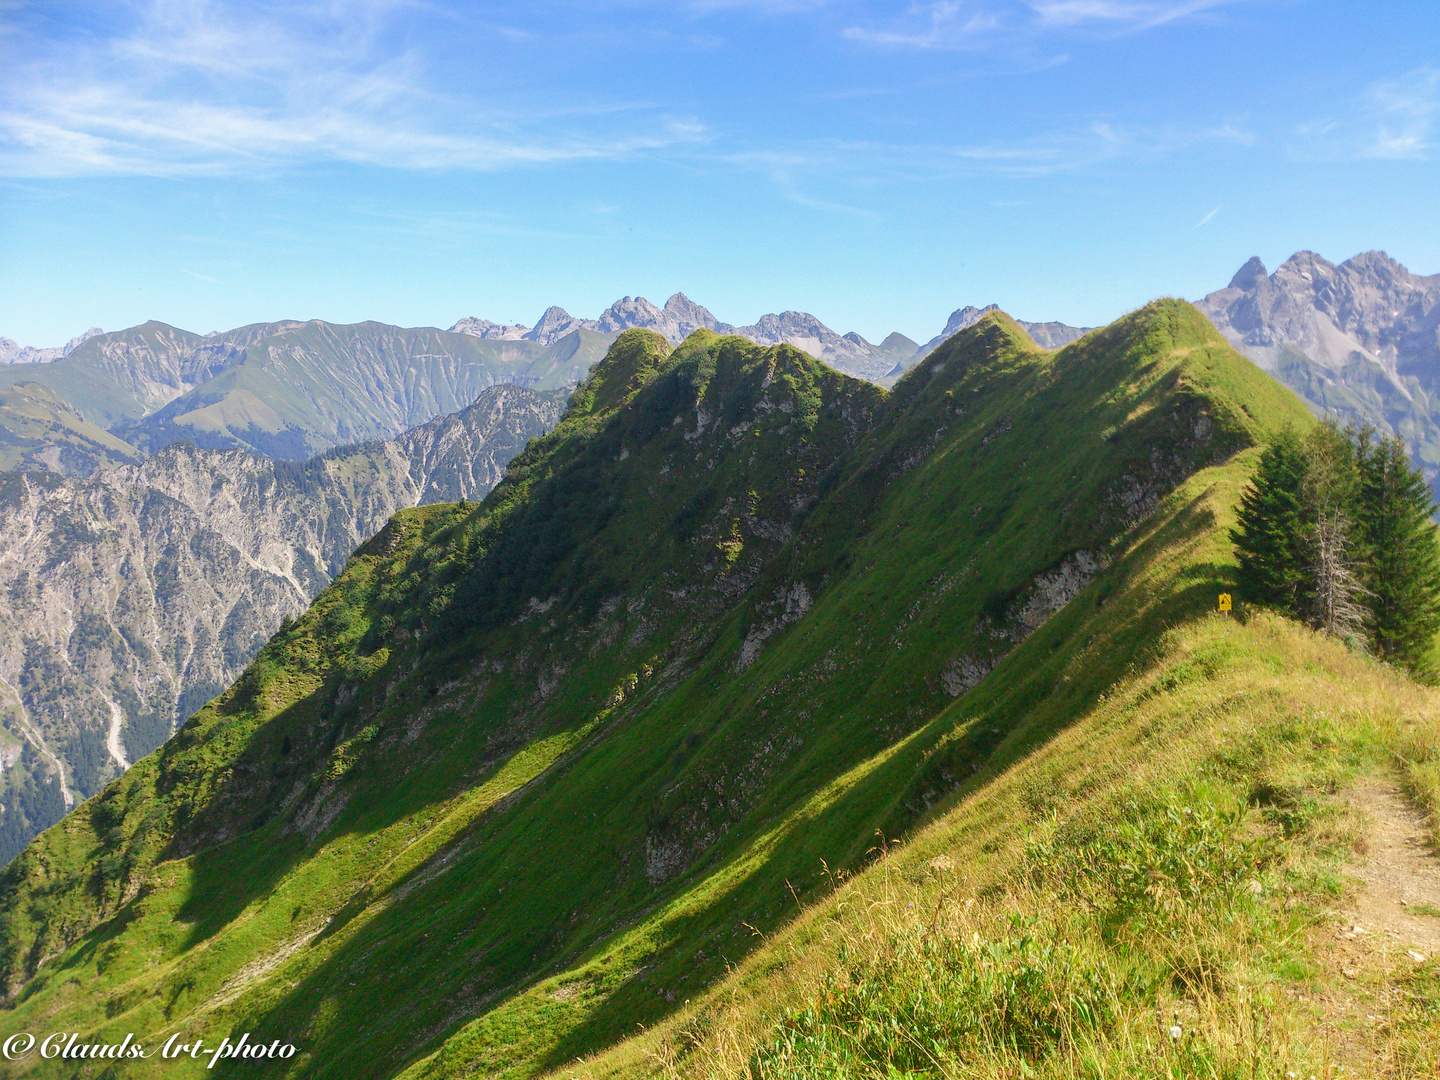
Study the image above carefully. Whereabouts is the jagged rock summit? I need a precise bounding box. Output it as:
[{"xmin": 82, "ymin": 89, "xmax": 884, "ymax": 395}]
[
  {"xmin": 1197, "ymin": 248, "xmax": 1440, "ymax": 481},
  {"xmin": 1200, "ymin": 249, "xmax": 1440, "ymax": 377},
  {"xmin": 449, "ymin": 293, "xmax": 900, "ymax": 379}
]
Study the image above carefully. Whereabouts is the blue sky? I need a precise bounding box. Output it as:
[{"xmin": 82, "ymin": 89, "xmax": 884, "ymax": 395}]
[{"xmin": 1, "ymin": 0, "xmax": 1437, "ymax": 346}]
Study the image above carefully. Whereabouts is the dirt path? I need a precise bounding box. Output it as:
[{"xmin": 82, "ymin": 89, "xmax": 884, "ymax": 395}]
[{"xmin": 1338, "ymin": 777, "xmax": 1440, "ymax": 957}]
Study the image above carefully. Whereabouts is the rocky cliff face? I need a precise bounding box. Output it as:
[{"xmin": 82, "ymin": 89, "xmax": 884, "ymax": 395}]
[
  {"xmin": 0, "ymin": 384, "xmax": 565, "ymax": 864},
  {"xmin": 1197, "ymin": 250, "xmax": 1440, "ymax": 479}
]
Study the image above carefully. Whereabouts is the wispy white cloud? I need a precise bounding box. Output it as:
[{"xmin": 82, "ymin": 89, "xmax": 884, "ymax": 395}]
[
  {"xmin": 842, "ymin": 0, "xmax": 1241, "ymax": 50},
  {"xmin": 1194, "ymin": 205, "xmax": 1219, "ymax": 228},
  {"xmin": 723, "ymin": 148, "xmax": 884, "ymax": 218},
  {"xmin": 722, "ymin": 120, "xmax": 1252, "ymax": 215},
  {"xmin": 933, "ymin": 119, "xmax": 1251, "ymax": 177},
  {"xmin": 1296, "ymin": 67, "xmax": 1440, "ymax": 162},
  {"xmin": 1362, "ymin": 67, "xmax": 1440, "ymax": 159},
  {"xmin": 842, "ymin": 2, "xmax": 1005, "ymax": 49},
  {"xmin": 0, "ymin": 0, "xmax": 707, "ymax": 177},
  {"xmin": 1029, "ymin": 0, "xmax": 1234, "ymax": 29}
]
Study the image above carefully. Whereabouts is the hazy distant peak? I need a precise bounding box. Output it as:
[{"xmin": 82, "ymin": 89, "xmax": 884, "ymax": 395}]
[
  {"xmin": 449, "ymin": 316, "xmax": 528, "ymax": 340},
  {"xmin": 662, "ymin": 293, "xmax": 725, "ymax": 332},
  {"xmin": 65, "ymin": 327, "xmax": 104, "ymax": 354},
  {"xmin": 531, "ymin": 305, "xmax": 577, "ymax": 331},
  {"xmin": 915, "ymin": 303, "xmax": 1087, "ymax": 360},
  {"xmin": 1228, "ymin": 256, "xmax": 1268, "ymax": 291},
  {"xmin": 940, "ymin": 304, "xmax": 1002, "ymax": 339},
  {"xmin": 596, "ymin": 295, "xmax": 667, "ymax": 334},
  {"xmin": 0, "ymin": 325, "xmax": 104, "ymax": 364},
  {"xmin": 1273, "ymin": 250, "xmax": 1337, "ymax": 284}
]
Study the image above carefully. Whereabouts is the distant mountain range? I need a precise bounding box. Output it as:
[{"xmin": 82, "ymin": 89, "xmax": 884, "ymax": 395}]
[
  {"xmin": 0, "ymin": 326, "xmax": 102, "ymax": 365},
  {"xmin": 0, "ymin": 299, "xmax": 1088, "ymax": 472},
  {"xmin": 450, "ymin": 293, "xmax": 1090, "ymax": 382},
  {"xmin": 0, "ymin": 320, "xmax": 605, "ymax": 463},
  {"xmin": 1197, "ymin": 250, "xmax": 1440, "ymax": 483}
]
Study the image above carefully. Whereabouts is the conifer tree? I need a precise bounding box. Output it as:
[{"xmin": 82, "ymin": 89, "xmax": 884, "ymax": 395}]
[
  {"xmin": 1355, "ymin": 433, "xmax": 1440, "ymax": 672},
  {"xmin": 1234, "ymin": 419, "xmax": 1440, "ymax": 672},
  {"xmin": 1232, "ymin": 425, "xmax": 1308, "ymax": 610}
]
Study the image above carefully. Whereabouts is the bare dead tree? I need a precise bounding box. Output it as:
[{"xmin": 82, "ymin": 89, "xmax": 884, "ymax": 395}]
[{"xmin": 1310, "ymin": 507, "xmax": 1368, "ymax": 640}]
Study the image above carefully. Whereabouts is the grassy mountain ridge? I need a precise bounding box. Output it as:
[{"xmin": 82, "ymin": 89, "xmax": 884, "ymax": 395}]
[
  {"xmin": 0, "ymin": 303, "xmax": 1333, "ymax": 1079},
  {"xmin": 0, "ymin": 322, "xmax": 209, "ymax": 429},
  {"xmin": 0, "ymin": 382, "xmax": 145, "ymax": 475}
]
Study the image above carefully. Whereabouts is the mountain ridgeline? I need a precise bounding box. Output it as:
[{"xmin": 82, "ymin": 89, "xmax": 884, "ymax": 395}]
[
  {"xmin": 0, "ymin": 385, "xmax": 565, "ymax": 866},
  {"xmin": 0, "ymin": 320, "xmax": 605, "ymax": 462},
  {"xmin": 0, "ymin": 301, "xmax": 1312, "ymax": 1078},
  {"xmin": 0, "ymin": 298, "xmax": 1084, "ymax": 866}
]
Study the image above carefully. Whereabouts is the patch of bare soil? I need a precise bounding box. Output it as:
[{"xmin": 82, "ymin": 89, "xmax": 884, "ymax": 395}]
[
  {"xmin": 1307, "ymin": 777, "xmax": 1439, "ymax": 1076},
  {"xmin": 1339, "ymin": 778, "xmax": 1440, "ymax": 958}
]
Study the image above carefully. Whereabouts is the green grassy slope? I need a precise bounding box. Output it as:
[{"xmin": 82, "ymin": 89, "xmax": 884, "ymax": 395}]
[
  {"xmin": 576, "ymin": 514, "xmax": 1440, "ymax": 1079},
  {"xmin": 0, "ymin": 382, "xmax": 145, "ymax": 475},
  {"xmin": 0, "ymin": 302, "xmax": 1350, "ymax": 1080}
]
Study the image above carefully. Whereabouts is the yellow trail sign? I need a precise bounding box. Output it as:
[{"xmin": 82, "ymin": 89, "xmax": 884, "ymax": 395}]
[{"xmin": 1218, "ymin": 593, "xmax": 1232, "ymax": 612}]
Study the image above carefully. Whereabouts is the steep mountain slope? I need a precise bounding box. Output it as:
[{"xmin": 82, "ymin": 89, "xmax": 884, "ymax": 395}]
[
  {"xmin": 0, "ymin": 322, "xmax": 213, "ymax": 428},
  {"xmin": 0, "ymin": 382, "xmax": 145, "ymax": 476},
  {"xmin": 0, "ymin": 385, "xmax": 565, "ymax": 867},
  {"xmin": 116, "ymin": 324, "xmax": 607, "ymax": 459},
  {"xmin": 0, "ymin": 303, "xmax": 1311, "ymax": 1079},
  {"xmin": 1198, "ymin": 250, "xmax": 1440, "ymax": 479},
  {"xmin": 579, "ymin": 540, "xmax": 1440, "ymax": 1080}
]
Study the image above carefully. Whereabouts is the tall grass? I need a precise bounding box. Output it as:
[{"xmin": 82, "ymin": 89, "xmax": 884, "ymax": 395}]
[{"xmin": 568, "ymin": 613, "xmax": 1440, "ymax": 1080}]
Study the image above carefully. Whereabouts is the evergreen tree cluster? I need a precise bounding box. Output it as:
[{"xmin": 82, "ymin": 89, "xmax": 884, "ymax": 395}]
[{"xmin": 1231, "ymin": 420, "xmax": 1440, "ymax": 673}]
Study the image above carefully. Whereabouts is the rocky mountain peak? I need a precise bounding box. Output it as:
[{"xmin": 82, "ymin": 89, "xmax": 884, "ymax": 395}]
[
  {"xmin": 1272, "ymin": 250, "xmax": 1338, "ymax": 288},
  {"xmin": 1339, "ymin": 250, "xmax": 1426, "ymax": 292},
  {"xmin": 596, "ymin": 295, "xmax": 668, "ymax": 334},
  {"xmin": 1197, "ymin": 249, "xmax": 1440, "ymax": 487},
  {"xmin": 662, "ymin": 292, "xmax": 722, "ymax": 330},
  {"xmin": 1228, "ymin": 256, "xmax": 1268, "ymax": 291},
  {"xmin": 448, "ymin": 316, "xmax": 528, "ymax": 340},
  {"xmin": 528, "ymin": 306, "xmax": 581, "ymax": 340},
  {"xmin": 939, "ymin": 304, "xmax": 1002, "ymax": 340}
]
